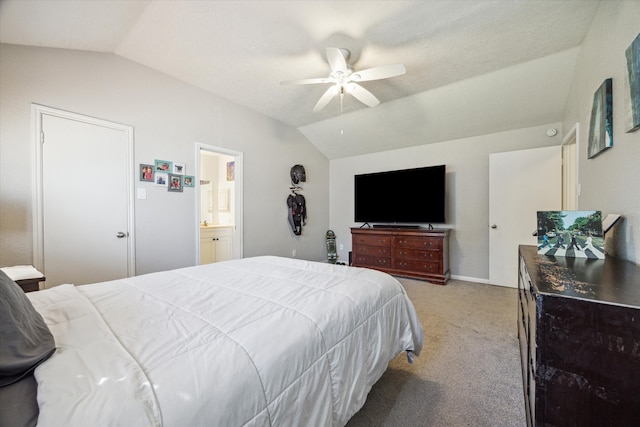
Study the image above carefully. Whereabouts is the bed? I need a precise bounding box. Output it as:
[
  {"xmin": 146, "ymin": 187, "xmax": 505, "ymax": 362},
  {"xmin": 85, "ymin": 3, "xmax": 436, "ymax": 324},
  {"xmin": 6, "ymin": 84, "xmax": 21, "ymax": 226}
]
[{"xmin": 0, "ymin": 256, "xmax": 423, "ymax": 427}]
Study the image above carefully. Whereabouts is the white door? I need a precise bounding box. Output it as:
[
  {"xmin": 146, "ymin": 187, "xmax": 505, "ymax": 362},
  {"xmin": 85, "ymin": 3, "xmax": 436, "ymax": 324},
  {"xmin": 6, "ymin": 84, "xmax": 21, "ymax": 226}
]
[
  {"xmin": 489, "ymin": 146, "xmax": 561, "ymax": 287},
  {"xmin": 35, "ymin": 106, "xmax": 134, "ymax": 287}
]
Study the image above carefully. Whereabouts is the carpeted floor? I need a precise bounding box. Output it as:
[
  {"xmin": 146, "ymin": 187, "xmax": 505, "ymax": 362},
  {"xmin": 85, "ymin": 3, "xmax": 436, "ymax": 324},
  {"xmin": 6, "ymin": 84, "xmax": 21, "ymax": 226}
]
[{"xmin": 346, "ymin": 278, "xmax": 527, "ymax": 427}]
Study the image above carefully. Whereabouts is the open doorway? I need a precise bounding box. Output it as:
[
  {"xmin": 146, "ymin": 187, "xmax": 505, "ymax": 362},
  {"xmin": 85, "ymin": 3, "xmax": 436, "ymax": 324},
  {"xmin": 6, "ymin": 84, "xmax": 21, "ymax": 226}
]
[{"xmin": 195, "ymin": 143, "xmax": 243, "ymax": 264}]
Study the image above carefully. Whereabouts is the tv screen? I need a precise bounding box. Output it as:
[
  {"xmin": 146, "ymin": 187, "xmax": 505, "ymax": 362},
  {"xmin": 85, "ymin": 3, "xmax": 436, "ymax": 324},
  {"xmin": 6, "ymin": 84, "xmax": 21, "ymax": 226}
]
[{"xmin": 354, "ymin": 165, "xmax": 446, "ymax": 225}]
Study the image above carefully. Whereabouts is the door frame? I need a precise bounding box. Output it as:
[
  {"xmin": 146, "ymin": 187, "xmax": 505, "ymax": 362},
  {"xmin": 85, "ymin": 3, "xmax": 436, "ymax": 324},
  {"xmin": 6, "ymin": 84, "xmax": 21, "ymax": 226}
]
[
  {"xmin": 561, "ymin": 122, "xmax": 580, "ymax": 210},
  {"xmin": 194, "ymin": 143, "xmax": 244, "ymax": 263},
  {"xmin": 31, "ymin": 104, "xmax": 136, "ymax": 274}
]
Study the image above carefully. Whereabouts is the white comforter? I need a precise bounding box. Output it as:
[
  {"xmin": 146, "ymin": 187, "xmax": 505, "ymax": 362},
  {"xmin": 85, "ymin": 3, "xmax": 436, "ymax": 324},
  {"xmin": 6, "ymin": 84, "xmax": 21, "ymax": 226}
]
[{"xmin": 28, "ymin": 256, "xmax": 423, "ymax": 427}]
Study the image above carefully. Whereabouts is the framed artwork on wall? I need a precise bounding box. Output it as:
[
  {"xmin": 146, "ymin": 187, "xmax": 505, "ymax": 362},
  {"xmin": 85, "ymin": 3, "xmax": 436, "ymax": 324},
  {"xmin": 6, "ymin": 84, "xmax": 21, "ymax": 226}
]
[
  {"xmin": 168, "ymin": 174, "xmax": 183, "ymax": 192},
  {"xmin": 227, "ymin": 161, "xmax": 235, "ymax": 181},
  {"xmin": 183, "ymin": 175, "xmax": 195, "ymax": 187},
  {"xmin": 139, "ymin": 164, "xmax": 154, "ymax": 182},
  {"xmin": 155, "ymin": 172, "xmax": 168, "ymax": 187},
  {"xmin": 624, "ymin": 33, "xmax": 640, "ymax": 133},
  {"xmin": 154, "ymin": 159, "xmax": 172, "ymax": 173},
  {"xmin": 587, "ymin": 78, "xmax": 613, "ymax": 159},
  {"xmin": 173, "ymin": 162, "xmax": 185, "ymax": 175}
]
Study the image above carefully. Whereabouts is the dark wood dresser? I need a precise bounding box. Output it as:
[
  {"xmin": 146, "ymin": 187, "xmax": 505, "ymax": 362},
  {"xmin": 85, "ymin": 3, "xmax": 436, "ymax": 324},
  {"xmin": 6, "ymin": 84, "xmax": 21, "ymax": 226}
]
[
  {"xmin": 351, "ymin": 227, "xmax": 450, "ymax": 284},
  {"xmin": 517, "ymin": 245, "xmax": 640, "ymax": 427}
]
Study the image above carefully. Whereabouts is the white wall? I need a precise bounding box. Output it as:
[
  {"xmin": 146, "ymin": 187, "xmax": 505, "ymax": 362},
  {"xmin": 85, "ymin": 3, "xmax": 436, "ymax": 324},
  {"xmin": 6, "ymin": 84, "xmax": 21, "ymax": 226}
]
[
  {"xmin": 330, "ymin": 123, "xmax": 561, "ymax": 281},
  {"xmin": 562, "ymin": 0, "xmax": 640, "ymax": 264},
  {"xmin": 0, "ymin": 44, "xmax": 330, "ymax": 274}
]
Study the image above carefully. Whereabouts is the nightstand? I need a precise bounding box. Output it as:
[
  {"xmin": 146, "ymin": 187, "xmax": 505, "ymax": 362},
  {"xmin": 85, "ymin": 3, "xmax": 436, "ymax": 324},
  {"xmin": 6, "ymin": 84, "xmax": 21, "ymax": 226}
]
[{"xmin": 0, "ymin": 265, "xmax": 46, "ymax": 293}]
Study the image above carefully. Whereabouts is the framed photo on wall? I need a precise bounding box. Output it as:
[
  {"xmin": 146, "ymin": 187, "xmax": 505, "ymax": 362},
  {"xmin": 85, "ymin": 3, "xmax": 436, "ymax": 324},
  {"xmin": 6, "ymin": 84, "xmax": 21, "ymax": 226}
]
[
  {"xmin": 154, "ymin": 159, "xmax": 172, "ymax": 173},
  {"xmin": 168, "ymin": 174, "xmax": 183, "ymax": 192},
  {"xmin": 183, "ymin": 175, "xmax": 195, "ymax": 187},
  {"xmin": 139, "ymin": 164, "xmax": 154, "ymax": 182},
  {"xmin": 155, "ymin": 172, "xmax": 168, "ymax": 187},
  {"xmin": 173, "ymin": 162, "xmax": 185, "ymax": 175}
]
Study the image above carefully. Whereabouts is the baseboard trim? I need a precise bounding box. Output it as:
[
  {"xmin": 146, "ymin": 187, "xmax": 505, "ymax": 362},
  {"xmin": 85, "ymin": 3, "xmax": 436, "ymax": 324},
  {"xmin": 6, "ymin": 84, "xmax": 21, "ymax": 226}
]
[{"xmin": 450, "ymin": 274, "xmax": 490, "ymax": 284}]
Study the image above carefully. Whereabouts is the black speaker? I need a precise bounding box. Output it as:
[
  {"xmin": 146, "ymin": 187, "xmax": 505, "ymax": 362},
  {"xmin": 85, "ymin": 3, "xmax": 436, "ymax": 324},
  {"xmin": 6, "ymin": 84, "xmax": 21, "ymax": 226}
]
[{"xmin": 348, "ymin": 251, "xmax": 352, "ymax": 266}]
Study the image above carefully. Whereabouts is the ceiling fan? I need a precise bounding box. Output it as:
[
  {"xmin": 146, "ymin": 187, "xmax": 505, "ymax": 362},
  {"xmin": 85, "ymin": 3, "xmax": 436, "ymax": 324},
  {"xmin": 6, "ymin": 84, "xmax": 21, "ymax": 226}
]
[{"xmin": 281, "ymin": 47, "xmax": 406, "ymax": 112}]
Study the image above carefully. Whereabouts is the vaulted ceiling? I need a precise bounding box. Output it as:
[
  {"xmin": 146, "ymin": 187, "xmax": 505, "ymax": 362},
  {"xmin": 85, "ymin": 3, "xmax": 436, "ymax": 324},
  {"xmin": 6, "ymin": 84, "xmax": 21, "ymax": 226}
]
[{"xmin": 0, "ymin": 1, "xmax": 601, "ymax": 159}]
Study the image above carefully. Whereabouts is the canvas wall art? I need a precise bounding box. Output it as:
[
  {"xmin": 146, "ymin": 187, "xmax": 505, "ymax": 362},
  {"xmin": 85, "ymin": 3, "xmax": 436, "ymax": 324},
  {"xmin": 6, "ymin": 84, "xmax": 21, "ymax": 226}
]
[
  {"xmin": 587, "ymin": 78, "xmax": 613, "ymax": 159},
  {"xmin": 625, "ymin": 33, "xmax": 640, "ymax": 132},
  {"xmin": 537, "ymin": 210, "xmax": 604, "ymax": 259}
]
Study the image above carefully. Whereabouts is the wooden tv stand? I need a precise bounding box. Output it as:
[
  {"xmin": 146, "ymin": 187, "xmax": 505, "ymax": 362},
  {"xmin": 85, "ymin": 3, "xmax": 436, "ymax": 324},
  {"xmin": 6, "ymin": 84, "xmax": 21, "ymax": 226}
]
[{"xmin": 351, "ymin": 227, "xmax": 450, "ymax": 284}]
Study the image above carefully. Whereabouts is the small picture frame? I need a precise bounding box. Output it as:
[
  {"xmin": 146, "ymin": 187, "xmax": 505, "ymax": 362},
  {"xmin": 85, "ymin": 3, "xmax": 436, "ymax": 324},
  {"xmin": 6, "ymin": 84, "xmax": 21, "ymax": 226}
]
[
  {"xmin": 168, "ymin": 174, "xmax": 183, "ymax": 192},
  {"xmin": 173, "ymin": 162, "xmax": 185, "ymax": 175},
  {"xmin": 155, "ymin": 172, "xmax": 168, "ymax": 187},
  {"xmin": 227, "ymin": 161, "xmax": 235, "ymax": 181},
  {"xmin": 154, "ymin": 159, "xmax": 173, "ymax": 173},
  {"xmin": 183, "ymin": 175, "xmax": 195, "ymax": 187},
  {"xmin": 139, "ymin": 164, "xmax": 154, "ymax": 182}
]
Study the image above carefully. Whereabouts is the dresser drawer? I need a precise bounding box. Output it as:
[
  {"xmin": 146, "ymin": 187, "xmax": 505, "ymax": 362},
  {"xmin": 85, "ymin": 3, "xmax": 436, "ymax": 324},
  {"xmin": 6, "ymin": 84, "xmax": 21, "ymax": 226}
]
[
  {"xmin": 354, "ymin": 244, "xmax": 390, "ymax": 257},
  {"xmin": 353, "ymin": 234, "xmax": 392, "ymax": 247},
  {"xmin": 392, "ymin": 259, "xmax": 440, "ymax": 274},
  {"xmin": 393, "ymin": 247, "xmax": 439, "ymax": 261},
  {"xmin": 353, "ymin": 254, "xmax": 391, "ymax": 269},
  {"xmin": 393, "ymin": 236, "xmax": 441, "ymax": 250}
]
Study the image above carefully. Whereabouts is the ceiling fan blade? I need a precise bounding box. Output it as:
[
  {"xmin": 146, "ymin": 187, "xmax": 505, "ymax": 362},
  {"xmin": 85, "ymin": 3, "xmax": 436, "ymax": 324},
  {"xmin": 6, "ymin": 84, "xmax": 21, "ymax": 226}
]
[
  {"xmin": 313, "ymin": 86, "xmax": 337, "ymax": 112},
  {"xmin": 349, "ymin": 64, "xmax": 406, "ymax": 82},
  {"xmin": 349, "ymin": 83, "xmax": 380, "ymax": 107},
  {"xmin": 280, "ymin": 77, "xmax": 329, "ymax": 85},
  {"xmin": 326, "ymin": 47, "xmax": 348, "ymax": 74}
]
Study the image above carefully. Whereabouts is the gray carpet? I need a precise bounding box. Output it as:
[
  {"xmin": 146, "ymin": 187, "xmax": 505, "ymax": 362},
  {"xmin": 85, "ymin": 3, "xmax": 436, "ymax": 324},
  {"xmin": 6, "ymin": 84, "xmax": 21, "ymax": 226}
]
[{"xmin": 346, "ymin": 278, "xmax": 527, "ymax": 427}]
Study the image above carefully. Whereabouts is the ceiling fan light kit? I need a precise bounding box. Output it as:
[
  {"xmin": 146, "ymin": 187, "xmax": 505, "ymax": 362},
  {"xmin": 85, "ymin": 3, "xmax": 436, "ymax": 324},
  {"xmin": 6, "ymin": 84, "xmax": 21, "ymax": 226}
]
[{"xmin": 282, "ymin": 47, "xmax": 406, "ymax": 112}]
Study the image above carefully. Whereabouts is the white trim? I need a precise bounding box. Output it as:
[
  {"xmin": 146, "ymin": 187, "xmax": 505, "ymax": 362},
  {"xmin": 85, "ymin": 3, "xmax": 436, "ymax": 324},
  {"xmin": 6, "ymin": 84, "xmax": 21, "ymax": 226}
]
[
  {"xmin": 561, "ymin": 122, "xmax": 580, "ymax": 209},
  {"xmin": 194, "ymin": 143, "xmax": 244, "ymax": 264},
  {"xmin": 450, "ymin": 274, "xmax": 490, "ymax": 285},
  {"xmin": 31, "ymin": 104, "xmax": 136, "ymax": 276}
]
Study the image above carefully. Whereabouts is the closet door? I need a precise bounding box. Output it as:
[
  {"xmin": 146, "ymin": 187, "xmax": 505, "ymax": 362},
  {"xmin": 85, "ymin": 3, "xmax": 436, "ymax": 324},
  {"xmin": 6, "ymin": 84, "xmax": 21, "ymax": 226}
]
[
  {"xmin": 36, "ymin": 107, "xmax": 134, "ymax": 287},
  {"xmin": 489, "ymin": 146, "xmax": 561, "ymax": 287}
]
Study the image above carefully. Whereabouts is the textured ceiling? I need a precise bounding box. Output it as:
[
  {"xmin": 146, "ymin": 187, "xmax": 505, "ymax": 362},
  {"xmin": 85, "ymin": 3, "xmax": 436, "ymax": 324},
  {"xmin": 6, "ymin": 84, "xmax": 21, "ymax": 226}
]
[{"xmin": 0, "ymin": 0, "xmax": 601, "ymax": 158}]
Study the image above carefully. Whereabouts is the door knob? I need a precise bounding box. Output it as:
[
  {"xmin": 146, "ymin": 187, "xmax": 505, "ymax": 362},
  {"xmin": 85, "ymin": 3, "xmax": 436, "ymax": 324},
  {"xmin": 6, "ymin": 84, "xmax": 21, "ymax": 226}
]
[
  {"xmin": 116, "ymin": 232, "xmax": 128, "ymax": 238},
  {"xmin": 491, "ymin": 224, "xmax": 498, "ymax": 229}
]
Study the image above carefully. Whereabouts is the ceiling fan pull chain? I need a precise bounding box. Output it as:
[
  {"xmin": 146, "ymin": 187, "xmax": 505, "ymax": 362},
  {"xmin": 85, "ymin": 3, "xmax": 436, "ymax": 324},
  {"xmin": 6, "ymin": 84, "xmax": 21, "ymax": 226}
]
[{"xmin": 340, "ymin": 90, "xmax": 344, "ymax": 135}]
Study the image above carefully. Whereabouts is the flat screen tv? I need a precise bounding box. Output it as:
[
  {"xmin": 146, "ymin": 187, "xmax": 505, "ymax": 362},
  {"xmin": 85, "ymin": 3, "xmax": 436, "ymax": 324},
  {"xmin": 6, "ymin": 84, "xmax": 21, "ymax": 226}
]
[{"xmin": 354, "ymin": 164, "xmax": 446, "ymax": 225}]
